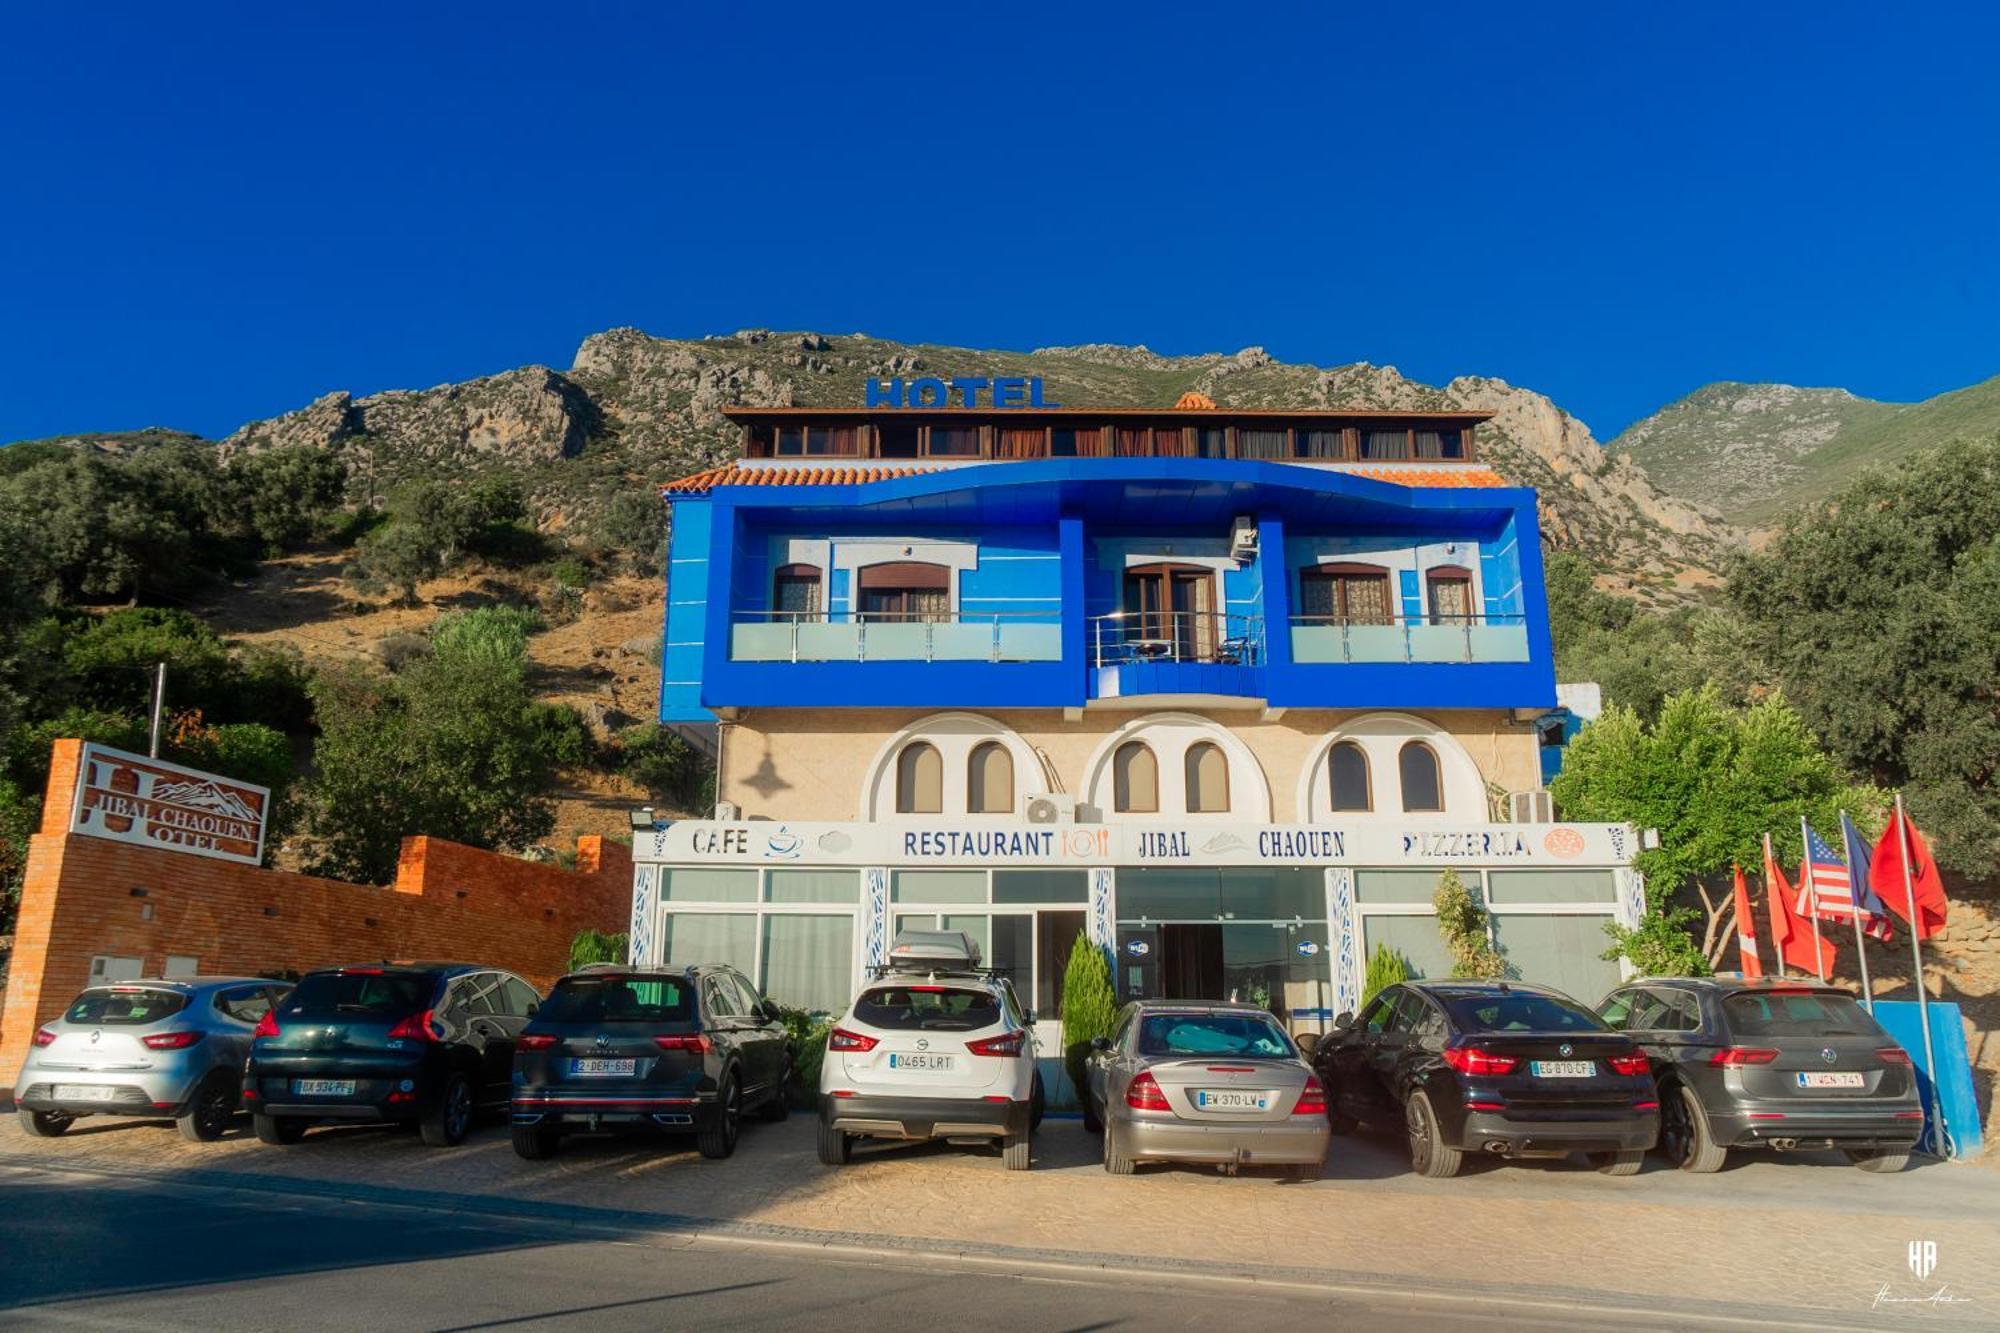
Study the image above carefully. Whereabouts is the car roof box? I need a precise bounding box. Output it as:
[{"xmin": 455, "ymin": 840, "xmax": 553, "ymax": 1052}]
[{"xmin": 885, "ymin": 929, "xmax": 981, "ymax": 971}]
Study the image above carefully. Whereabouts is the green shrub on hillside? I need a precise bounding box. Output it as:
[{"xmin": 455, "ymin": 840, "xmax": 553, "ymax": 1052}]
[{"xmin": 618, "ymin": 723, "xmax": 713, "ymax": 813}]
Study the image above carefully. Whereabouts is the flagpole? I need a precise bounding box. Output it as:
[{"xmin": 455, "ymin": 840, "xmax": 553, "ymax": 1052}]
[
  {"xmin": 1840, "ymin": 809, "xmax": 1872, "ymax": 1011},
  {"xmin": 1798, "ymin": 815, "xmax": 1825, "ymax": 982},
  {"xmin": 1763, "ymin": 832, "xmax": 1787, "ymax": 979},
  {"xmin": 1894, "ymin": 793, "xmax": 1940, "ymax": 1155}
]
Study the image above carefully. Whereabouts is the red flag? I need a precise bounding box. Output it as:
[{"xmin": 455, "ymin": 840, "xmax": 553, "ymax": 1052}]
[
  {"xmin": 1766, "ymin": 840, "xmax": 1835, "ymax": 978},
  {"xmin": 1870, "ymin": 808, "xmax": 1949, "ymax": 940},
  {"xmin": 1731, "ymin": 864, "xmax": 1763, "ymax": 978}
]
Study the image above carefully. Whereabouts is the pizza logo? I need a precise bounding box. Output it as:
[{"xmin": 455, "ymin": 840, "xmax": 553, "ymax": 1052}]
[{"xmin": 1543, "ymin": 826, "xmax": 1585, "ymax": 859}]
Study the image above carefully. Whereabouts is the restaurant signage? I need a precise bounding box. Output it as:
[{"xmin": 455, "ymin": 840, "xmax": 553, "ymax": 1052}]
[{"xmin": 69, "ymin": 742, "xmax": 270, "ymax": 865}]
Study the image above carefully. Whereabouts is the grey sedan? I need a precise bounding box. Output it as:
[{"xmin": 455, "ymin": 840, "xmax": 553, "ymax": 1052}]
[
  {"xmin": 16, "ymin": 977, "xmax": 292, "ymax": 1142},
  {"xmin": 1084, "ymin": 1000, "xmax": 1330, "ymax": 1179}
]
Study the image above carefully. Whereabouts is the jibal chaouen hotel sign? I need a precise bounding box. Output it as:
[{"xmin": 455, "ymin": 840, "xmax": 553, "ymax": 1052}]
[{"xmin": 69, "ymin": 742, "xmax": 270, "ymax": 865}]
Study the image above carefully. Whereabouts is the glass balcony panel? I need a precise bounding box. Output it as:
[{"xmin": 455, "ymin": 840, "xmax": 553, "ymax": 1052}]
[
  {"xmin": 929, "ymin": 622, "xmax": 994, "ymax": 660},
  {"xmin": 1344, "ymin": 625, "xmax": 1407, "ymax": 662},
  {"xmin": 732, "ymin": 623, "xmax": 796, "ymax": 661},
  {"xmin": 1466, "ymin": 623, "xmax": 1531, "ymax": 662},
  {"xmin": 863, "ymin": 622, "xmax": 933, "ymax": 658},
  {"xmin": 1406, "ymin": 624, "xmax": 1470, "ymax": 661},
  {"xmin": 796, "ymin": 622, "xmax": 860, "ymax": 659},
  {"xmin": 998, "ymin": 623, "xmax": 1063, "ymax": 661},
  {"xmin": 1289, "ymin": 624, "xmax": 1344, "ymax": 663}
]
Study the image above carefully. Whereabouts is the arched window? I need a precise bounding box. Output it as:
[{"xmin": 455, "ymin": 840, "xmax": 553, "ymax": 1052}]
[
  {"xmin": 772, "ymin": 563, "xmax": 823, "ymax": 621},
  {"xmin": 858, "ymin": 561, "xmax": 951, "ymax": 623},
  {"xmin": 1184, "ymin": 742, "xmax": 1229, "ymax": 813},
  {"xmin": 1425, "ymin": 564, "xmax": 1473, "ymax": 625},
  {"xmin": 967, "ymin": 742, "xmax": 1014, "ymax": 815},
  {"xmin": 1113, "ymin": 741, "xmax": 1158, "ymax": 813},
  {"xmin": 1399, "ymin": 741, "xmax": 1443, "ymax": 813},
  {"xmin": 1329, "ymin": 742, "xmax": 1372, "ymax": 812},
  {"xmin": 896, "ymin": 742, "xmax": 943, "ymax": 814}
]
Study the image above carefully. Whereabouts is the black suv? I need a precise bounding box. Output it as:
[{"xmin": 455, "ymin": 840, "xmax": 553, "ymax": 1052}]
[
  {"xmin": 244, "ymin": 963, "xmax": 540, "ymax": 1147},
  {"xmin": 510, "ymin": 964, "xmax": 792, "ymax": 1161},
  {"xmin": 1596, "ymin": 977, "xmax": 1922, "ymax": 1172}
]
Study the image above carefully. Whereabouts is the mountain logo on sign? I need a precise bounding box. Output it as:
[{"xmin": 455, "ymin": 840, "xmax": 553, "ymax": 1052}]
[{"xmin": 148, "ymin": 778, "xmax": 259, "ymax": 823}]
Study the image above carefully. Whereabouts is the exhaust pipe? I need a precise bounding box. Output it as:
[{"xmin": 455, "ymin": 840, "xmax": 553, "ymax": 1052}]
[
  {"xmin": 1769, "ymin": 1138, "xmax": 1798, "ymax": 1152},
  {"xmin": 1483, "ymin": 1141, "xmax": 1512, "ymax": 1155}
]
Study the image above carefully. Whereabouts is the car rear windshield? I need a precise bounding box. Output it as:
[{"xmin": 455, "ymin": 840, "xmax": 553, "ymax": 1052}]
[
  {"xmin": 64, "ymin": 988, "xmax": 188, "ymax": 1025},
  {"xmin": 1725, "ymin": 991, "xmax": 1877, "ymax": 1039},
  {"xmin": 287, "ymin": 971, "xmax": 434, "ymax": 1018},
  {"xmin": 1446, "ymin": 993, "xmax": 1605, "ymax": 1034},
  {"xmin": 1138, "ymin": 1013, "xmax": 1293, "ymax": 1058},
  {"xmin": 539, "ymin": 976, "xmax": 694, "ymax": 1024},
  {"xmin": 853, "ymin": 986, "xmax": 1001, "ymax": 1031}
]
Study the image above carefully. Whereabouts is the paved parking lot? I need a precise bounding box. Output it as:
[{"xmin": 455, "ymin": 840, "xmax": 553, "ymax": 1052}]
[{"xmin": 2, "ymin": 1110, "xmax": 1994, "ymax": 1327}]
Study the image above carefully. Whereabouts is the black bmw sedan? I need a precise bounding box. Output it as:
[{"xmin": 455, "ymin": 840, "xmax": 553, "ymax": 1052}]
[{"xmin": 1313, "ymin": 981, "xmax": 1659, "ymax": 1178}]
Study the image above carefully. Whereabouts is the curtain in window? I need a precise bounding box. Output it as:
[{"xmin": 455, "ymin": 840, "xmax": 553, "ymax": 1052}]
[
  {"xmin": 662, "ymin": 913, "xmax": 757, "ymax": 976},
  {"xmin": 1298, "ymin": 574, "xmax": 1337, "ymax": 621},
  {"xmin": 1114, "ymin": 742, "xmax": 1158, "ymax": 813},
  {"xmin": 968, "ymin": 742, "xmax": 1014, "ymax": 814},
  {"xmin": 760, "ymin": 915, "xmax": 853, "ymax": 1016},
  {"xmin": 897, "ymin": 743, "xmax": 943, "ymax": 813},
  {"xmin": 1338, "ymin": 573, "xmax": 1393, "ymax": 625},
  {"xmin": 1362, "ymin": 429, "xmax": 1410, "ymax": 460},
  {"xmin": 928, "ymin": 427, "xmax": 980, "ymax": 456},
  {"xmin": 1300, "ymin": 430, "xmax": 1344, "ymax": 458},
  {"xmin": 999, "ymin": 427, "xmax": 1046, "ymax": 458},
  {"xmin": 1238, "ymin": 429, "xmax": 1288, "ymax": 460},
  {"xmin": 774, "ymin": 567, "xmax": 822, "ymax": 619},
  {"xmin": 1329, "ymin": 742, "xmax": 1371, "ymax": 811},
  {"xmin": 1428, "ymin": 575, "xmax": 1472, "ymax": 623}
]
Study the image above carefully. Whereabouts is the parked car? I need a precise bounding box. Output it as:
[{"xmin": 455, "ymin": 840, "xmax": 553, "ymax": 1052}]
[
  {"xmin": 817, "ymin": 930, "xmax": 1041, "ymax": 1170},
  {"xmin": 1313, "ymin": 980, "xmax": 1659, "ymax": 1178},
  {"xmin": 510, "ymin": 963, "xmax": 791, "ymax": 1161},
  {"xmin": 1596, "ymin": 977, "xmax": 1922, "ymax": 1173},
  {"xmin": 242, "ymin": 962, "xmax": 539, "ymax": 1147},
  {"xmin": 1084, "ymin": 1000, "xmax": 1329, "ymax": 1179},
  {"xmin": 15, "ymin": 977, "xmax": 292, "ymax": 1142}
]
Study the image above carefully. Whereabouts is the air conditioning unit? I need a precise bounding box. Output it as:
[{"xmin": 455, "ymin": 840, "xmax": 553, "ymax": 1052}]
[
  {"xmin": 1507, "ymin": 789, "xmax": 1555, "ymax": 824},
  {"xmin": 1024, "ymin": 794, "xmax": 1079, "ymax": 825},
  {"xmin": 1229, "ymin": 515, "xmax": 1259, "ymax": 562},
  {"xmin": 713, "ymin": 800, "xmax": 742, "ymax": 822}
]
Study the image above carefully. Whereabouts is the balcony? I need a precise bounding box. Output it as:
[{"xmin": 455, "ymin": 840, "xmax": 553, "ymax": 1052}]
[
  {"xmin": 1089, "ymin": 611, "xmax": 1265, "ymax": 700},
  {"xmin": 730, "ymin": 611, "xmax": 1062, "ymax": 663},
  {"xmin": 1289, "ymin": 613, "xmax": 1530, "ymax": 664}
]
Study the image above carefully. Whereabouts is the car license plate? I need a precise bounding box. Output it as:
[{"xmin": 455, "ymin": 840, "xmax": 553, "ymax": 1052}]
[
  {"xmin": 1194, "ymin": 1089, "xmax": 1270, "ymax": 1111},
  {"xmin": 1796, "ymin": 1071, "xmax": 1865, "ymax": 1089},
  {"xmin": 292, "ymin": 1078, "xmax": 357, "ymax": 1096},
  {"xmin": 888, "ymin": 1053, "xmax": 954, "ymax": 1072},
  {"xmin": 568, "ymin": 1058, "xmax": 636, "ymax": 1077},
  {"xmin": 54, "ymin": 1084, "xmax": 119, "ymax": 1102},
  {"xmin": 1530, "ymin": 1060, "xmax": 1595, "ymax": 1078}
]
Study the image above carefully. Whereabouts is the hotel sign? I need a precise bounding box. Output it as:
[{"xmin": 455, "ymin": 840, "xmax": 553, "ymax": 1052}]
[
  {"xmin": 652, "ymin": 820, "xmax": 1631, "ymax": 868},
  {"xmin": 866, "ymin": 376, "xmax": 1061, "ymax": 409},
  {"xmin": 69, "ymin": 742, "xmax": 270, "ymax": 866}
]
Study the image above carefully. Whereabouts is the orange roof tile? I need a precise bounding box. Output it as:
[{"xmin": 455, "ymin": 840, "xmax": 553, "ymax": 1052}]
[
  {"xmin": 1342, "ymin": 466, "xmax": 1510, "ymax": 488},
  {"xmin": 659, "ymin": 461, "xmax": 1511, "ymax": 496}
]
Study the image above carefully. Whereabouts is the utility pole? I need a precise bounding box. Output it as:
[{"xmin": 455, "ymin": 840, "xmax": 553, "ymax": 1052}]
[{"xmin": 147, "ymin": 661, "xmax": 167, "ymax": 758}]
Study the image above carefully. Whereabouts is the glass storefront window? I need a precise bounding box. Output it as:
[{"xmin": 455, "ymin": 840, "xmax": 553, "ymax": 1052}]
[
  {"xmin": 992, "ymin": 870, "xmax": 1088, "ymax": 904},
  {"xmin": 891, "ymin": 870, "xmax": 986, "ymax": 903},
  {"xmin": 760, "ymin": 914, "xmax": 853, "ymax": 1016},
  {"xmin": 1490, "ymin": 914, "xmax": 1623, "ymax": 1006},
  {"xmin": 1353, "ymin": 869, "xmax": 1450, "ymax": 903},
  {"xmin": 1116, "ymin": 868, "xmax": 1322, "ymax": 921},
  {"xmin": 662, "ymin": 913, "xmax": 757, "ymax": 976},
  {"xmin": 766, "ymin": 869, "xmax": 861, "ymax": 903},
  {"xmin": 1359, "ymin": 913, "xmax": 1457, "ymax": 981},
  {"xmin": 1485, "ymin": 870, "xmax": 1616, "ymax": 904},
  {"xmin": 894, "ymin": 912, "xmax": 1033, "ymax": 1000},
  {"xmin": 662, "ymin": 868, "xmax": 758, "ymax": 902}
]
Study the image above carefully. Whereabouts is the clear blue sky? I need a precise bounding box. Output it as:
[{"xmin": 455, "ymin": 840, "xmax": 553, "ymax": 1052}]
[{"xmin": 4, "ymin": 3, "xmax": 1997, "ymax": 444}]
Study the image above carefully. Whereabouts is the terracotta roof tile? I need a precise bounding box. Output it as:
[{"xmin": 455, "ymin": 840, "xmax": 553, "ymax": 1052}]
[
  {"xmin": 659, "ymin": 461, "xmax": 1511, "ymax": 495},
  {"xmin": 1341, "ymin": 466, "xmax": 1510, "ymax": 489}
]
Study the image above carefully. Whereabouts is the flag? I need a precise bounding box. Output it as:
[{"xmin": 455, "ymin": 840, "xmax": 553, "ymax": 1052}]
[
  {"xmin": 1871, "ymin": 807, "xmax": 1950, "ymax": 940},
  {"xmin": 1800, "ymin": 822, "xmax": 1892, "ymax": 940},
  {"xmin": 1766, "ymin": 838, "xmax": 1836, "ymax": 977},
  {"xmin": 1838, "ymin": 812, "xmax": 1897, "ymax": 942},
  {"xmin": 1731, "ymin": 863, "xmax": 1763, "ymax": 978}
]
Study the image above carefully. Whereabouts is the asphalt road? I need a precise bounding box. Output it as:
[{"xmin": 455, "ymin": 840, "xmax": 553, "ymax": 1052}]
[{"xmin": 0, "ymin": 1162, "xmax": 1883, "ymax": 1333}]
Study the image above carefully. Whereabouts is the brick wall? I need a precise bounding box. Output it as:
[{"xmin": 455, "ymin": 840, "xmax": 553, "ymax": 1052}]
[{"xmin": 1, "ymin": 740, "xmax": 631, "ymax": 1093}]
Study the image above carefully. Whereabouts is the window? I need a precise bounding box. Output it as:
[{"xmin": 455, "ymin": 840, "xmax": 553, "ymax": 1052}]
[
  {"xmin": 1723, "ymin": 990, "xmax": 1878, "ymax": 1039},
  {"xmin": 1298, "ymin": 429, "xmax": 1345, "ymax": 459},
  {"xmin": 997, "ymin": 427, "xmax": 1046, "ymax": 458},
  {"xmin": 542, "ymin": 976, "xmax": 693, "ymax": 1023},
  {"xmin": 773, "ymin": 563, "xmax": 823, "ymax": 620},
  {"xmin": 1124, "ymin": 562, "xmax": 1217, "ymax": 659},
  {"xmin": 216, "ymin": 986, "xmax": 274, "ymax": 1025},
  {"xmin": 1299, "ymin": 563, "xmax": 1393, "ymax": 625},
  {"xmin": 877, "ymin": 425, "xmax": 920, "ymax": 458},
  {"xmin": 65, "ymin": 987, "xmax": 189, "ymax": 1025},
  {"xmin": 858, "ymin": 561, "xmax": 950, "ymax": 622},
  {"xmin": 1446, "ymin": 992, "xmax": 1606, "ymax": 1033},
  {"xmin": 1184, "ymin": 741, "xmax": 1229, "ymax": 813},
  {"xmin": 895, "ymin": 742, "xmax": 943, "ymax": 813},
  {"xmin": 501, "ymin": 977, "xmax": 542, "ymax": 1017},
  {"xmin": 1329, "ymin": 742, "xmax": 1371, "ymax": 811},
  {"xmin": 702, "ymin": 974, "xmax": 743, "ymax": 1019},
  {"xmin": 1195, "ymin": 428, "xmax": 1228, "ymax": 458},
  {"xmin": 1137, "ymin": 1012, "xmax": 1291, "ymax": 1058},
  {"xmin": 1050, "ymin": 427, "xmax": 1098, "ymax": 457},
  {"xmin": 1360, "ymin": 991, "xmax": 1402, "ymax": 1035},
  {"xmin": 1237, "ymin": 428, "xmax": 1289, "ymax": 460},
  {"xmin": 854, "ymin": 985, "xmax": 1002, "ymax": 1031},
  {"xmin": 1113, "ymin": 741, "xmax": 1158, "ymax": 813},
  {"xmin": 1426, "ymin": 565, "xmax": 1473, "ymax": 624},
  {"xmin": 968, "ymin": 741, "xmax": 1014, "ymax": 814},
  {"xmin": 760, "ymin": 914, "xmax": 854, "ymax": 1015},
  {"xmin": 1361, "ymin": 427, "xmax": 1411, "ymax": 460},
  {"xmin": 288, "ymin": 972, "xmax": 431, "ymax": 1019},
  {"xmin": 1399, "ymin": 741, "xmax": 1443, "ymax": 812},
  {"xmin": 926, "ymin": 426, "xmax": 981, "ymax": 457},
  {"xmin": 1415, "ymin": 429, "xmax": 1464, "ymax": 459},
  {"xmin": 778, "ymin": 426, "xmax": 858, "ymax": 456}
]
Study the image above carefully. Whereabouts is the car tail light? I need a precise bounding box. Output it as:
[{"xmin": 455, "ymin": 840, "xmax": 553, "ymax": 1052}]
[
  {"xmin": 1292, "ymin": 1075, "xmax": 1327, "ymax": 1116},
  {"xmin": 1709, "ymin": 1047, "xmax": 1779, "ymax": 1066},
  {"xmin": 32, "ymin": 1026, "xmax": 58, "ymax": 1047},
  {"xmin": 342, "ymin": 967, "xmax": 385, "ymax": 975},
  {"xmin": 1465, "ymin": 1100, "xmax": 1504, "ymax": 1111},
  {"xmin": 141, "ymin": 1030, "xmax": 204, "ymax": 1050},
  {"xmin": 653, "ymin": 1034, "xmax": 713, "ymax": 1054},
  {"xmin": 1634, "ymin": 1100, "xmax": 1660, "ymax": 1111},
  {"xmin": 386, "ymin": 1010, "xmax": 439, "ymax": 1043},
  {"xmin": 827, "ymin": 1028, "xmax": 878, "ymax": 1053},
  {"xmin": 1894, "ymin": 1110, "xmax": 1925, "ymax": 1120},
  {"xmin": 1606, "ymin": 1053, "xmax": 1650, "ymax": 1076},
  {"xmin": 966, "ymin": 1030, "xmax": 1026, "ymax": 1058},
  {"xmin": 1126, "ymin": 1072, "xmax": 1170, "ymax": 1111},
  {"xmin": 1875, "ymin": 1046, "xmax": 1912, "ymax": 1066},
  {"xmin": 517, "ymin": 1034, "xmax": 557, "ymax": 1051},
  {"xmin": 253, "ymin": 1011, "xmax": 280, "ymax": 1039},
  {"xmin": 1441, "ymin": 1046, "xmax": 1519, "ymax": 1076}
]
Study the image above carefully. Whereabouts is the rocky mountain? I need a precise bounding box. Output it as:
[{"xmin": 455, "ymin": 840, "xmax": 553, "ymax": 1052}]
[{"xmin": 1611, "ymin": 374, "xmax": 2000, "ymax": 528}]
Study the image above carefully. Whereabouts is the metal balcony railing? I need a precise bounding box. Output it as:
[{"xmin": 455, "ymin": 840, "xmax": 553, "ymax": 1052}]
[
  {"xmin": 1089, "ymin": 611, "xmax": 1265, "ymax": 669},
  {"xmin": 1288, "ymin": 613, "xmax": 1530, "ymax": 664},
  {"xmin": 730, "ymin": 610, "xmax": 1062, "ymax": 663}
]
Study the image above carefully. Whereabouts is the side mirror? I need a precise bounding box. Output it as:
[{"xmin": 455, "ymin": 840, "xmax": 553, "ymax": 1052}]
[
  {"xmin": 1090, "ymin": 1035, "xmax": 1112, "ymax": 1052},
  {"xmin": 761, "ymin": 999, "xmax": 782, "ymax": 1022},
  {"xmin": 1022, "ymin": 1010, "xmax": 1037, "ymax": 1027},
  {"xmin": 1333, "ymin": 1011, "xmax": 1354, "ymax": 1031},
  {"xmin": 525, "ymin": 1003, "xmax": 540, "ymax": 1019}
]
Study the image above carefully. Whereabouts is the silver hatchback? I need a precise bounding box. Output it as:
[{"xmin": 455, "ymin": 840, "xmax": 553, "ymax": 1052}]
[
  {"xmin": 15, "ymin": 977, "xmax": 292, "ymax": 1142},
  {"xmin": 1084, "ymin": 1000, "xmax": 1330, "ymax": 1179}
]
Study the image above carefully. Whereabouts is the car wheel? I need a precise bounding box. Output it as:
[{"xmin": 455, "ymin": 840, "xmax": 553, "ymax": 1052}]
[
  {"xmin": 757, "ymin": 1067, "xmax": 791, "ymax": 1123},
  {"xmin": 512, "ymin": 1126, "xmax": 560, "ymax": 1160},
  {"xmin": 1659, "ymin": 1083, "xmax": 1727, "ymax": 1174},
  {"xmin": 1844, "ymin": 1147, "xmax": 1912, "ymax": 1173},
  {"xmin": 421, "ymin": 1073, "xmax": 474, "ymax": 1148},
  {"xmin": 176, "ymin": 1072, "xmax": 238, "ymax": 1143},
  {"xmin": 815, "ymin": 1115, "xmax": 851, "ymax": 1166},
  {"xmin": 1029, "ymin": 1072, "xmax": 1045, "ymax": 1133},
  {"xmin": 698, "ymin": 1076, "xmax": 741, "ymax": 1160},
  {"xmin": 1102, "ymin": 1122, "xmax": 1135, "ymax": 1176},
  {"xmin": 253, "ymin": 1113, "xmax": 306, "ymax": 1145},
  {"xmin": 1001, "ymin": 1130, "xmax": 1032, "ymax": 1171},
  {"xmin": 17, "ymin": 1108, "xmax": 74, "ymax": 1138},
  {"xmin": 1588, "ymin": 1149, "xmax": 1645, "ymax": 1176},
  {"xmin": 1404, "ymin": 1090, "xmax": 1463, "ymax": 1179}
]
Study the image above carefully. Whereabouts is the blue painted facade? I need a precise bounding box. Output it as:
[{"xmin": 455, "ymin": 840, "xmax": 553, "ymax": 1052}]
[{"xmin": 659, "ymin": 458, "xmax": 1556, "ymax": 722}]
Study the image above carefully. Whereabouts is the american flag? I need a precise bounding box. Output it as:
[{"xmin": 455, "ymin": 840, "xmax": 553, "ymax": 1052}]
[{"xmin": 1800, "ymin": 822, "xmax": 1894, "ymax": 941}]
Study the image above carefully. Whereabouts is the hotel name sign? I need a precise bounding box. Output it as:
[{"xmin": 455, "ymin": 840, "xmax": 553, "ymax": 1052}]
[
  {"xmin": 866, "ymin": 376, "xmax": 1060, "ymax": 409},
  {"xmin": 643, "ymin": 820, "xmax": 1629, "ymax": 868},
  {"xmin": 69, "ymin": 742, "xmax": 271, "ymax": 866}
]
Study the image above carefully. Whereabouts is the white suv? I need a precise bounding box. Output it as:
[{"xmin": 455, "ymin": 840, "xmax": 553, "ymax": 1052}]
[{"xmin": 817, "ymin": 930, "xmax": 1042, "ymax": 1170}]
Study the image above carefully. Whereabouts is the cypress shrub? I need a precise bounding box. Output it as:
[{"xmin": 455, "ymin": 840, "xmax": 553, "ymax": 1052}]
[{"xmin": 1058, "ymin": 934, "xmax": 1120, "ymax": 1098}]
